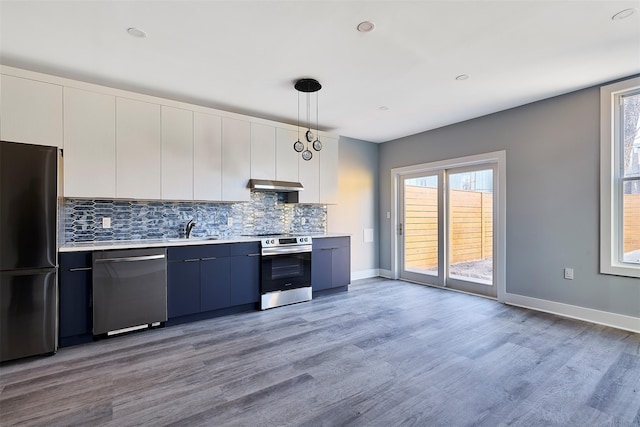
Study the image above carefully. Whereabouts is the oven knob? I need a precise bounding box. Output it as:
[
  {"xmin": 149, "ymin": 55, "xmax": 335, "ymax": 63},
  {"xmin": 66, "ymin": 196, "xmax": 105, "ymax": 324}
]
[{"xmin": 270, "ymin": 239, "xmax": 275, "ymax": 244}]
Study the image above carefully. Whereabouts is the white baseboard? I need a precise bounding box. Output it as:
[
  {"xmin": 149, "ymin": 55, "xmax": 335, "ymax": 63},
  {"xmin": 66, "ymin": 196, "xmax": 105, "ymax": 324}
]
[
  {"xmin": 504, "ymin": 292, "xmax": 640, "ymax": 334},
  {"xmin": 351, "ymin": 269, "xmax": 381, "ymax": 281},
  {"xmin": 378, "ymin": 269, "xmax": 393, "ymax": 279}
]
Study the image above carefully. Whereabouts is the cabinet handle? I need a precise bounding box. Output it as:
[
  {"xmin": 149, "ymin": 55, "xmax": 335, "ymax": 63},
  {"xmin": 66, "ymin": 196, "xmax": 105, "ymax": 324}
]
[
  {"xmin": 247, "ymin": 253, "xmax": 260, "ymax": 257},
  {"xmin": 184, "ymin": 258, "xmax": 200, "ymax": 262},
  {"xmin": 321, "ymin": 248, "xmax": 339, "ymax": 251},
  {"xmin": 201, "ymin": 257, "xmax": 217, "ymax": 261},
  {"xmin": 69, "ymin": 267, "xmax": 92, "ymax": 272}
]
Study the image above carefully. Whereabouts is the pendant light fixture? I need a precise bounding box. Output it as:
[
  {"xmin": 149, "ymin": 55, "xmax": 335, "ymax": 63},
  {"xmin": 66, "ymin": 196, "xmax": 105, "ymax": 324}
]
[{"xmin": 293, "ymin": 78, "xmax": 322, "ymax": 161}]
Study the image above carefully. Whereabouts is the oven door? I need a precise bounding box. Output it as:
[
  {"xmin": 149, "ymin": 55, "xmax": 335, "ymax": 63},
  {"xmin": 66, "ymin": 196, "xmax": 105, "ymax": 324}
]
[{"xmin": 261, "ymin": 249, "xmax": 311, "ymax": 294}]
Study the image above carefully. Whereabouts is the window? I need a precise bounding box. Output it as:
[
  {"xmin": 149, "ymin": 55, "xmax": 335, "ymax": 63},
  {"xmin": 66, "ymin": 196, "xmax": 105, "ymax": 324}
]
[{"xmin": 600, "ymin": 77, "xmax": 640, "ymax": 278}]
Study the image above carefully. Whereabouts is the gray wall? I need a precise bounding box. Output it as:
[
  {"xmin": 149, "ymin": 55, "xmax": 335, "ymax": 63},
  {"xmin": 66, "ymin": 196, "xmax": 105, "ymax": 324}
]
[
  {"xmin": 379, "ymin": 85, "xmax": 640, "ymax": 318},
  {"xmin": 328, "ymin": 136, "xmax": 379, "ymax": 277}
]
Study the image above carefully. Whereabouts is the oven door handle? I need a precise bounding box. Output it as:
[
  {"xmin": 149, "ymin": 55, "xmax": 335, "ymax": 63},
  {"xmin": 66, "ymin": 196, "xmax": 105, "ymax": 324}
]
[{"xmin": 261, "ymin": 245, "xmax": 312, "ymax": 256}]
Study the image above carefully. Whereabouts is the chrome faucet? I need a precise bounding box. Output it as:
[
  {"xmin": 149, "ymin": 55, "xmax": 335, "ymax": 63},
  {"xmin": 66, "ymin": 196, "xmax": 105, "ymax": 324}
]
[{"xmin": 185, "ymin": 219, "xmax": 196, "ymax": 239}]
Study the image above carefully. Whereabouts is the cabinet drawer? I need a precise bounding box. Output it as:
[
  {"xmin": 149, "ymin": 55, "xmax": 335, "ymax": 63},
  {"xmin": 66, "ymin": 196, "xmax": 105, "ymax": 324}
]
[
  {"xmin": 60, "ymin": 251, "xmax": 92, "ymax": 269},
  {"xmin": 229, "ymin": 242, "xmax": 260, "ymax": 256},
  {"xmin": 312, "ymin": 237, "xmax": 349, "ymax": 250},
  {"xmin": 168, "ymin": 244, "xmax": 230, "ymax": 261}
]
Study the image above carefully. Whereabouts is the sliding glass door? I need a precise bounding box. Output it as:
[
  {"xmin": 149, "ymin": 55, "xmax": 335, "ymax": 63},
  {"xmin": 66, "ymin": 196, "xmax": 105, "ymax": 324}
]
[
  {"xmin": 401, "ymin": 172, "xmax": 443, "ymax": 285},
  {"xmin": 400, "ymin": 164, "xmax": 497, "ymax": 297}
]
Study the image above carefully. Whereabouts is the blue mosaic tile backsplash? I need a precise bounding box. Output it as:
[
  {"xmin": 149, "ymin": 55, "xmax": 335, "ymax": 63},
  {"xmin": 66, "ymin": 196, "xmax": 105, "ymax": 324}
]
[{"xmin": 63, "ymin": 191, "xmax": 326, "ymax": 242}]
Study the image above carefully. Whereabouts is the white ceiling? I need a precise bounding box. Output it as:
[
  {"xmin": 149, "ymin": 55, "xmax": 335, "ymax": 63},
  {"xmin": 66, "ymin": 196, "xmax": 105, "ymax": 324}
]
[{"xmin": 1, "ymin": 1, "xmax": 639, "ymax": 143}]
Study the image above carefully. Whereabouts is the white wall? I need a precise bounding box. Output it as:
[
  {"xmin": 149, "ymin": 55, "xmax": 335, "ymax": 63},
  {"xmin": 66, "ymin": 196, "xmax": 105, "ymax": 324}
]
[{"xmin": 328, "ymin": 136, "xmax": 379, "ymax": 280}]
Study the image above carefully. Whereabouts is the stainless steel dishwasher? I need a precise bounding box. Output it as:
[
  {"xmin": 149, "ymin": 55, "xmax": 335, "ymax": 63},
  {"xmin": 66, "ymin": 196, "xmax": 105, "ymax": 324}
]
[{"xmin": 92, "ymin": 248, "xmax": 167, "ymax": 336}]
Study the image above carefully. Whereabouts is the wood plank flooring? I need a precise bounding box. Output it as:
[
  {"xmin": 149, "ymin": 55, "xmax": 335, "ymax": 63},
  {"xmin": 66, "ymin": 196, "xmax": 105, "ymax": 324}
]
[{"xmin": 1, "ymin": 278, "xmax": 639, "ymax": 426}]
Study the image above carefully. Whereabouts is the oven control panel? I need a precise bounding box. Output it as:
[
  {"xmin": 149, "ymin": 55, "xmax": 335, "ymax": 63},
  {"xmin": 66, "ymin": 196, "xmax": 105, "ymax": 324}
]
[{"xmin": 261, "ymin": 236, "xmax": 312, "ymax": 247}]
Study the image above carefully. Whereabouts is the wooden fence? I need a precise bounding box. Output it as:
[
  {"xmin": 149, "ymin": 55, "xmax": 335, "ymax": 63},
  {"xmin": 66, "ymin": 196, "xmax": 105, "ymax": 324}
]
[
  {"xmin": 405, "ymin": 185, "xmax": 493, "ymax": 270},
  {"xmin": 405, "ymin": 185, "xmax": 439, "ymax": 270},
  {"xmin": 624, "ymin": 193, "xmax": 640, "ymax": 254},
  {"xmin": 406, "ymin": 187, "xmax": 640, "ymax": 271}
]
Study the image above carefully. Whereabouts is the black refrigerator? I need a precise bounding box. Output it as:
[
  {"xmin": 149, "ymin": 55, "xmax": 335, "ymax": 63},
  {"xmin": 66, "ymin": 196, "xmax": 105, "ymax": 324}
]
[{"xmin": 0, "ymin": 141, "xmax": 58, "ymax": 362}]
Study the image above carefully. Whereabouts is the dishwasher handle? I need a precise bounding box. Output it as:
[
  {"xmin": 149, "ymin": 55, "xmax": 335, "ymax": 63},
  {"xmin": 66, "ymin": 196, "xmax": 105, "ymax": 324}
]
[{"xmin": 94, "ymin": 254, "xmax": 166, "ymax": 263}]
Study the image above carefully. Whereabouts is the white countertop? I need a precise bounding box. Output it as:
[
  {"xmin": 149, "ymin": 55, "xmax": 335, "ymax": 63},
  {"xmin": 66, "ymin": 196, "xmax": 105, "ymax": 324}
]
[{"xmin": 59, "ymin": 233, "xmax": 351, "ymax": 252}]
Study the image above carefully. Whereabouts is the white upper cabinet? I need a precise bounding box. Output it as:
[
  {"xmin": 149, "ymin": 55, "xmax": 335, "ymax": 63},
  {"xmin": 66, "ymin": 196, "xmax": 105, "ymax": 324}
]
[
  {"xmin": 63, "ymin": 87, "xmax": 116, "ymax": 198},
  {"xmin": 116, "ymin": 98, "xmax": 162, "ymax": 199},
  {"xmin": 275, "ymin": 128, "xmax": 299, "ymax": 183},
  {"xmin": 250, "ymin": 123, "xmax": 276, "ymax": 180},
  {"xmin": 193, "ymin": 112, "xmax": 222, "ymax": 201},
  {"xmin": 3, "ymin": 67, "xmax": 341, "ymax": 204},
  {"xmin": 319, "ymin": 136, "xmax": 339, "ymax": 204},
  {"xmin": 0, "ymin": 74, "xmax": 63, "ymax": 147},
  {"xmin": 161, "ymin": 106, "xmax": 193, "ymax": 200},
  {"xmin": 222, "ymin": 117, "xmax": 251, "ymax": 201},
  {"xmin": 298, "ymin": 145, "xmax": 320, "ymax": 204}
]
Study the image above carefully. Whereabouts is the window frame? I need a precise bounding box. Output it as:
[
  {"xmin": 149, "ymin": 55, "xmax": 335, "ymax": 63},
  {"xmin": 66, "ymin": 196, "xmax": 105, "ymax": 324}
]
[{"xmin": 600, "ymin": 77, "xmax": 640, "ymax": 278}]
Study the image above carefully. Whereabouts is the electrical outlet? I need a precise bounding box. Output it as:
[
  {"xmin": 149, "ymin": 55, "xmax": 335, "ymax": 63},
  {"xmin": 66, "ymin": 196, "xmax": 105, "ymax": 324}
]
[
  {"xmin": 564, "ymin": 267, "xmax": 574, "ymax": 280},
  {"xmin": 227, "ymin": 217, "xmax": 233, "ymax": 227},
  {"xmin": 102, "ymin": 217, "xmax": 111, "ymax": 229},
  {"xmin": 301, "ymin": 218, "xmax": 306, "ymax": 225}
]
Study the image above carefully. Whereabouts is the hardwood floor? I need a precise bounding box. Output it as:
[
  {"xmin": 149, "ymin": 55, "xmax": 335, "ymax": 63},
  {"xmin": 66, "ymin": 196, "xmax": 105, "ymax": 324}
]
[{"xmin": 1, "ymin": 278, "xmax": 639, "ymax": 426}]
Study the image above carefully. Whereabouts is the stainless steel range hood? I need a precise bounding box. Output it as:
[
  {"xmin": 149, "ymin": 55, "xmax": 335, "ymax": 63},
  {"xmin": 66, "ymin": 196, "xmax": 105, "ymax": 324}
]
[{"xmin": 248, "ymin": 179, "xmax": 304, "ymax": 192}]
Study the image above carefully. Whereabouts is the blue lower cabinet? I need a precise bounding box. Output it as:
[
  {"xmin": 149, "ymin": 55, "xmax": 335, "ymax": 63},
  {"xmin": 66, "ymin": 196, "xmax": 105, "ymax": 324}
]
[
  {"xmin": 312, "ymin": 237, "xmax": 351, "ymax": 293},
  {"xmin": 230, "ymin": 242, "xmax": 260, "ymax": 305},
  {"xmin": 59, "ymin": 252, "xmax": 93, "ymax": 347},
  {"xmin": 311, "ymin": 247, "xmax": 333, "ymax": 292},
  {"xmin": 167, "ymin": 243, "xmax": 259, "ymax": 321},
  {"xmin": 167, "ymin": 259, "xmax": 200, "ymax": 318},
  {"xmin": 200, "ymin": 257, "xmax": 230, "ymax": 311}
]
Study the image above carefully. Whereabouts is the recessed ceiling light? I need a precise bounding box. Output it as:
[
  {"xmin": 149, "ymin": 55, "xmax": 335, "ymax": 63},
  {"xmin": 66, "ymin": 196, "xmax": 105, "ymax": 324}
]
[
  {"xmin": 357, "ymin": 21, "xmax": 375, "ymax": 32},
  {"xmin": 127, "ymin": 27, "xmax": 147, "ymax": 38},
  {"xmin": 612, "ymin": 8, "xmax": 636, "ymax": 20},
  {"xmin": 379, "ymin": 106, "xmax": 389, "ymax": 111},
  {"xmin": 455, "ymin": 74, "xmax": 469, "ymax": 81}
]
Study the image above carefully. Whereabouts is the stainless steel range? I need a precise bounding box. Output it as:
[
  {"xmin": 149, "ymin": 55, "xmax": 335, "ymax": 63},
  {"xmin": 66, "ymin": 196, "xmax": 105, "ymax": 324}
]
[{"xmin": 260, "ymin": 236, "xmax": 312, "ymax": 310}]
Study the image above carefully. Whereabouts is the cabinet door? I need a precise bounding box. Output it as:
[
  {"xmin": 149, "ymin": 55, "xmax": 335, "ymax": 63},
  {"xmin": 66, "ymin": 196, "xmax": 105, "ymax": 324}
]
[
  {"xmin": 193, "ymin": 112, "xmax": 222, "ymax": 201},
  {"xmin": 312, "ymin": 247, "xmax": 333, "ymax": 291},
  {"xmin": 222, "ymin": 117, "xmax": 251, "ymax": 201},
  {"xmin": 319, "ymin": 136, "xmax": 339, "ymax": 205},
  {"xmin": 0, "ymin": 75, "xmax": 63, "ymax": 147},
  {"xmin": 229, "ymin": 243, "xmax": 260, "ymax": 306},
  {"xmin": 298, "ymin": 144, "xmax": 320, "ymax": 204},
  {"xmin": 59, "ymin": 252, "xmax": 92, "ymax": 341},
  {"xmin": 200, "ymin": 257, "xmax": 230, "ymax": 311},
  {"xmin": 63, "ymin": 87, "xmax": 116, "ymax": 198},
  {"xmin": 161, "ymin": 106, "xmax": 193, "ymax": 200},
  {"xmin": 332, "ymin": 245, "xmax": 351, "ymax": 288},
  {"xmin": 250, "ymin": 123, "xmax": 276, "ymax": 180},
  {"xmin": 116, "ymin": 98, "xmax": 161, "ymax": 199},
  {"xmin": 167, "ymin": 260, "xmax": 200, "ymax": 318},
  {"xmin": 275, "ymin": 128, "xmax": 299, "ymax": 182}
]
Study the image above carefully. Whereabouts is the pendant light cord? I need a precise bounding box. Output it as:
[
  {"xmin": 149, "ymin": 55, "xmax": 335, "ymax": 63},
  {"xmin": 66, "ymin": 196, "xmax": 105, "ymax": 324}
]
[
  {"xmin": 297, "ymin": 91, "xmax": 300, "ymax": 141},
  {"xmin": 307, "ymin": 91, "xmax": 311, "ymax": 149}
]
